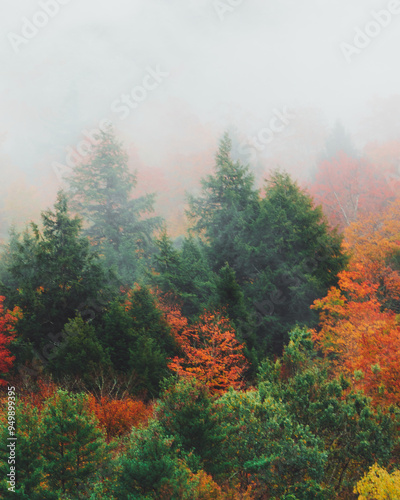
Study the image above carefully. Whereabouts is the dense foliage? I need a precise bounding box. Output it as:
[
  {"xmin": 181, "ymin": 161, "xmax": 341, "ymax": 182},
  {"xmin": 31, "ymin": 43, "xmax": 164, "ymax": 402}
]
[{"xmin": 0, "ymin": 129, "xmax": 399, "ymax": 499}]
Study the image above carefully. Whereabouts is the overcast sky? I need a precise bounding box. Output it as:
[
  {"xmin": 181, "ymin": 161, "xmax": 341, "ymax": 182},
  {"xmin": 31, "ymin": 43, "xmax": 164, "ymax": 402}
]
[{"xmin": 1, "ymin": 0, "xmax": 400, "ymax": 185}]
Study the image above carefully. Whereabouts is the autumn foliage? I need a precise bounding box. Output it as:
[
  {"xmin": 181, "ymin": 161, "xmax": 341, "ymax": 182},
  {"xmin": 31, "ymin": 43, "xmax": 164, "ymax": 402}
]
[
  {"xmin": 0, "ymin": 296, "xmax": 21, "ymax": 385},
  {"xmin": 309, "ymin": 153, "xmax": 393, "ymax": 230},
  {"xmin": 164, "ymin": 305, "xmax": 248, "ymax": 394},
  {"xmin": 88, "ymin": 395, "xmax": 153, "ymax": 442},
  {"xmin": 355, "ymin": 463, "xmax": 400, "ymax": 499},
  {"xmin": 21, "ymin": 378, "xmax": 58, "ymax": 409},
  {"xmin": 312, "ymin": 201, "xmax": 400, "ymax": 406}
]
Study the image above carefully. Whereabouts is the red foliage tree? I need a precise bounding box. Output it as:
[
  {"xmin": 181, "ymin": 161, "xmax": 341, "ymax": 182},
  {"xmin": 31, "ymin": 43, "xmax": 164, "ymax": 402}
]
[
  {"xmin": 88, "ymin": 395, "xmax": 152, "ymax": 443},
  {"xmin": 0, "ymin": 296, "xmax": 21, "ymax": 385}
]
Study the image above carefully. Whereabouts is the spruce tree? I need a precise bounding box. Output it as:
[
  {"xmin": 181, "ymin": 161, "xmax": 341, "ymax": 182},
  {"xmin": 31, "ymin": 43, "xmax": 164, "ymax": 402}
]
[
  {"xmin": 67, "ymin": 126, "xmax": 161, "ymax": 285},
  {"xmin": 0, "ymin": 402, "xmax": 46, "ymax": 499},
  {"xmin": 187, "ymin": 132, "xmax": 258, "ymax": 282},
  {"xmin": 41, "ymin": 389, "xmax": 107, "ymax": 497},
  {"xmin": 246, "ymin": 170, "xmax": 348, "ymax": 352},
  {"xmin": 0, "ymin": 192, "xmax": 105, "ymax": 362}
]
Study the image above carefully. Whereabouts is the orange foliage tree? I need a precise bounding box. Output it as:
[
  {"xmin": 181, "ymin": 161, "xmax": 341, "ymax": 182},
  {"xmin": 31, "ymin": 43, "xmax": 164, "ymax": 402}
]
[
  {"xmin": 88, "ymin": 395, "xmax": 152, "ymax": 443},
  {"xmin": 0, "ymin": 296, "xmax": 21, "ymax": 385},
  {"xmin": 21, "ymin": 377, "xmax": 58, "ymax": 409},
  {"xmin": 166, "ymin": 307, "xmax": 248, "ymax": 394},
  {"xmin": 311, "ymin": 267, "xmax": 400, "ymax": 406},
  {"xmin": 344, "ymin": 199, "xmax": 400, "ymax": 311},
  {"xmin": 312, "ymin": 202, "xmax": 400, "ymax": 406}
]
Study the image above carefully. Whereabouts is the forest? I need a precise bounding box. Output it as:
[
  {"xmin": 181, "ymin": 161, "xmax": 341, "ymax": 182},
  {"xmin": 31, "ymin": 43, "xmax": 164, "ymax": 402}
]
[{"xmin": 0, "ymin": 125, "xmax": 399, "ymax": 499}]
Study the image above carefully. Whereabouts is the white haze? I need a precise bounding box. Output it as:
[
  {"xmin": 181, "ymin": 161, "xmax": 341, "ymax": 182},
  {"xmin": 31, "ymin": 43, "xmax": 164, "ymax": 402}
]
[{"xmin": 0, "ymin": 0, "xmax": 399, "ymax": 202}]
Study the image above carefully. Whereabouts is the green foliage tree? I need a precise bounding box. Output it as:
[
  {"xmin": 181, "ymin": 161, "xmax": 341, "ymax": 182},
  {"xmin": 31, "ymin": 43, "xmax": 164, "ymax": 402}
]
[
  {"xmin": 245, "ymin": 171, "xmax": 348, "ymax": 352},
  {"xmin": 0, "ymin": 192, "xmax": 105, "ymax": 365},
  {"xmin": 0, "ymin": 402, "xmax": 47, "ymax": 499},
  {"xmin": 115, "ymin": 419, "xmax": 180, "ymax": 499},
  {"xmin": 259, "ymin": 327, "xmax": 400, "ymax": 497},
  {"xmin": 115, "ymin": 416, "xmax": 223, "ymax": 500},
  {"xmin": 156, "ymin": 378, "xmax": 226, "ymax": 475},
  {"xmin": 151, "ymin": 232, "xmax": 216, "ymax": 318},
  {"xmin": 67, "ymin": 126, "xmax": 161, "ymax": 285},
  {"xmin": 187, "ymin": 134, "xmax": 348, "ymax": 355},
  {"xmin": 187, "ymin": 132, "xmax": 259, "ymax": 283},
  {"xmin": 214, "ymin": 263, "xmax": 252, "ymax": 334},
  {"xmin": 47, "ymin": 316, "xmax": 111, "ymax": 384},
  {"xmin": 41, "ymin": 389, "xmax": 107, "ymax": 498},
  {"xmin": 99, "ymin": 286, "xmax": 176, "ymax": 397}
]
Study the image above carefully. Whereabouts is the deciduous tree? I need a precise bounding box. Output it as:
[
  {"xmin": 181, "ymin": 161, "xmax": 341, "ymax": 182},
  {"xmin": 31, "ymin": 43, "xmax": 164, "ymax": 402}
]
[
  {"xmin": 0, "ymin": 296, "xmax": 20, "ymax": 385},
  {"xmin": 167, "ymin": 309, "xmax": 248, "ymax": 394}
]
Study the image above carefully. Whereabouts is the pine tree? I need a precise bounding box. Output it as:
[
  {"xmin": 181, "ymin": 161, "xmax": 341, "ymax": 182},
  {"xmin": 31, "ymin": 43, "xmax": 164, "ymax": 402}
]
[
  {"xmin": 99, "ymin": 286, "xmax": 176, "ymax": 397},
  {"xmin": 67, "ymin": 126, "xmax": 161, "ymax": 285},
  {"xmin": 215, "ymin": 263, "xmax": 248, "ymax": 328},
  {"xmin": 41, "ymin": 389, "xmax": 107, "ymax": 497},
  {"xmin": 151, "ymin": 232, "xmax": 216, "ymax": 318},
  {"xmin": 187, "ymin": 132, "xmax": 258, "ymax": 282},
  {"xmin": 156, "ymin": 378, "xmax": 226, "ymax": 475},
  {"xmin": 246, "ymin": 171, "xmax": 347, "ymax": 353},
  {"xmin": 0, "ymin": 192, "xmax": 105, "ymax": 362},
  {"xmin": 47, "ymin": 316, "xmax": 111, "ymax": 384},
  {"xmin": 0, "ymin": 402, "xmax": 45, "ymax": 499},
  {"xmin": 322, "ymin": 120, "xmax": 358, "ymax": 161}
]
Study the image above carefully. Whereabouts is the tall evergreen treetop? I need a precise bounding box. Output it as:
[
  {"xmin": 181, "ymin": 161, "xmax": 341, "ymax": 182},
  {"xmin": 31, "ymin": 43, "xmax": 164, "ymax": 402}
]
[
  {"xmin": 187, "ymin": 132, "xmax": 258, "ymax": 279},
  {"xmin": 0, "ymin": 191, "xmax": 105, "ymax": 356},
  {"xmin": 67, "ymin": 126, "xmax": 161, "ymax": 283}
]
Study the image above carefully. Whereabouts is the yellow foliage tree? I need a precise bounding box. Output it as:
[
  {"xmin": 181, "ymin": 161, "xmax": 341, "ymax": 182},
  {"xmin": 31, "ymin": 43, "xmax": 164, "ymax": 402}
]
[{"xmin": 355, "ymin": 463, "xmax": 400, "ymax": 499}]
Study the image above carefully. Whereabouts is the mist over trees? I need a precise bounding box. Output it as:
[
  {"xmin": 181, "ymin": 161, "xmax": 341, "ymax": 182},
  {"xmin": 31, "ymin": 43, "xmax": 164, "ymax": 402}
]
[{"xmin": 0, "ymin": 126, "xmax": 399, "ymax": 499}]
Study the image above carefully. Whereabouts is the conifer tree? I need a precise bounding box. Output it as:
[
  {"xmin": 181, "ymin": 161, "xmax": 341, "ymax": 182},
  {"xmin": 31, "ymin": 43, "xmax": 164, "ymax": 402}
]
[
  {"xmin": 151, "ymin": 232, "xmax": 216, "ymax": 318},
  {"xmin": 41, "ymin": 389, "xmax": 107, "ymax": 497},
  {"xmin": 247, "ymin": 171, "xmax": 347, "ymax": 352},
  {"xmin": 0, "ymin": 192, "xmax": 105, "ymax": 361},
  {"xmin": 187, "ymin": 132, "xmax": 258, "ymax": 282},
  {"xmin": 0, "ymin": 402, "xmax": 45, "ymax": 499},
  {"xmin": 100, "ymin": 286, "xmax": 176, "ymax": 397},
  {"xmin": 67, "ymin": 126, "xmax": 161, "ymax": 284}
]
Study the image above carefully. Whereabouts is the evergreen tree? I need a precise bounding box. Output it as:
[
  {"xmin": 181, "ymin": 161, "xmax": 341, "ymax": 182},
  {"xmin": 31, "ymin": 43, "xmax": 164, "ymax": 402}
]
[
  {"xmin": 156, "ymin": 378, "xmax": 226, "ymax": 475},
  {"xmin": 214, "ymin": 263, "xmax": 248, "ymax": 329},
  {"xmin": 99, "ymin": 286, "xmax": 176, "ymax": 397},
  {"xmin": 187, "ymin": 132, "xmax": 258, "ymax": 282},
  {"xmin": 67, "ymin": 126, "xmax": 161, "ymax": 285},
  {"xmin": 41, "ymin": 389, "xmax": 107, "ymax": 497},
  {"xmin": 151, "ymin": 232, "xmax": 216, "ymax": 318},
  {"xmin": 115, "ymin": 419, "xmax": 180, "ymax": 499},
  {"xmin": 216, "ymin": 384, "xmax": 327, "ymax": 498},
  {"xmin": 245, "ymin": 171, "xmax": 348, "ymax": 353},
  {"xmin": 258, "ymin": 327, "xmax": 399, "ymax": 497},
  {"xmin": 47, "ymin": 316, "xmax": 111, "ymax": 384},
  {"xmin": 0, "ymin": 192, "xmax": 105, "ymax": 363},
  {"xmin": 0, "ymin": 402, "xmax": 47, "ymax": 499}
]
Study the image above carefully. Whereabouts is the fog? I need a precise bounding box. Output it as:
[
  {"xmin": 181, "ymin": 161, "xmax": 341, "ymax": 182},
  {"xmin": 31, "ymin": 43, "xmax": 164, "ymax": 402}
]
[{"xmin": 1, "ymin": 0, "xmax": 400, "ymax": 234}]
